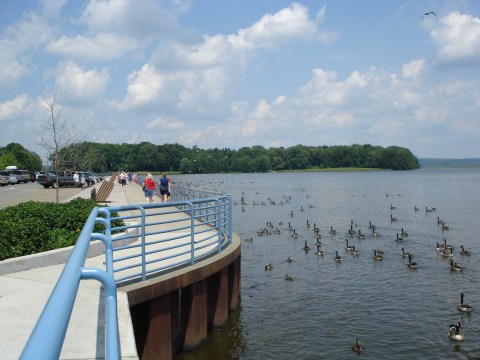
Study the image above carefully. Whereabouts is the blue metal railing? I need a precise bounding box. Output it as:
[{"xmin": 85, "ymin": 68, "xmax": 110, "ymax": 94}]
[{"xmin": 20, "ymin": 187, "xmax": 232, "ymax": 360}]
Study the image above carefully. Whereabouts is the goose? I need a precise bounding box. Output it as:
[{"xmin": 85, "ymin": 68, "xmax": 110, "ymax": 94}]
[
  {"xmin": 401, "ymin": 247, "xmax": 411, "ymax": 258},
  {"xmin": 368, "ymin": 221, "xmax": 375, "ymax": 229},
  {"xmin": 350, "ymin": 219, "xmax": 357, "ymax": 228},
  {"xmin": 351, "ymin": 338, "xmax": 364, "ymax": 354},
  {"xmin": 372, "ymin": 226, "xmax": 380, "ymax": 237},
  {"xmin": 443, "ymin": 238, "xmax": 453, "ymax": 249},
  {"xmin": 303, "ymin": 240, "xmax": 310, "ymax": 252},
  {"xmin": 351, "ymin": 246, "xmax": 359, "ymax": 256},
  {"xmin": 287, "ymin": 222, "xmax": 293, "ymax": 230},
  {"xmin": 401, "ymin": 228, "xmax": 408, "ymax": 237},
  {"xmin": 460, "ymin": 245, "xmax": 471, "ymax": 256},
  {"xmin": 348, "ymin": 225, "xmax": 355, "ymax": 237},
  {"xmin": 265, "ymin": 263, "xmax": 273, "ymax": 271},
  {"xmin": 244, "ymin": 238, "xmax": 253, "ymax": 243},
  {"xmin": 391, "ymin": 214, "xmax": 398, "ymax": 222},
  {"xmin": 286, "ymin": 256, "xmax": 293, "ymax": 263},
  {"xmin": 395, "ymin": 233, "xmax": 404, "ymax": 242},
  {"xmin": 449, "ymin": 259, "xmax": 463, "ymax": 271},
  {"xmin": 345, "ymin": 239, "xmax": 354, "ymax": 251},
  {"xmin": 316, "ymin": 238, "xmax": 322, "ymax": 246},
  {"xmin": 436, "ymin": 242, "xmax": 445, "ymax": 251},
  {"xmin": 357, "ymin": 230, "xmax": 366, "ymax": 240},
  {"xmin": 442, "ymin": 223, "xmax": 450, "ymax": 231},
  {"xmin": 458, "ymin": 292, "xmax": 472, "ymax": 312},
  {"xmin": 373, "ymin": 249, "xmax": 383, "ymax": 261},
  {"xmin": 437, "ymin": 216, "xmax": 445, "ymax": 225},
  {"xmin": 329, "ymin": 226, "xmax": 336, "ymax": 235},
  {"xmin": 414, "ymin": 206, "xmax": 419, "ymax": 211},
  {"xmin": 334, "ymin": 251, "xmax": 342, "ymax": 262},
  {"xmin": 316, "ymin": 245, "xmax": 325, "ymax": 256},
  {"xmin": 284, "ymin": 274, "xmax": 293, "ymax": 281},
  {"xmin": 441, "ymin": 247, "xmax": 454, "ymax": 257},
  {"xmin": 291, "ymin": 229, "xmax": 298, "ymax": 239},
  {"xmin": 375, "ymin": 249, "xmax": 384, "ymax": 256},
  {"xmin": 390, "ymin": 204, "xmax": 396, "ymax": 210},
  {"xmin": 448, "ymin": 322, "xmax": 464, "ymax": 341},
  {"xmin": 407, "ymin": 254, "xmax": 418, "ymax": 269}
]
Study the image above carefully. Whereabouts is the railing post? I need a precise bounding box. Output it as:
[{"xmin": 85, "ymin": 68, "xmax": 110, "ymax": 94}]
[
  {"xmin": 81, "ymin": 268, "xmax": 120, "ymax": 360},
  {"xmin": 140, "ymin": 207, "xmax": 147, "ymax": 281}
]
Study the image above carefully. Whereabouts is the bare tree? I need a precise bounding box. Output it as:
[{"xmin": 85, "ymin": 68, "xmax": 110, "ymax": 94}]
[{"xmin": 36, "ymin": 85, "xmax": 84, "ymax": 203}]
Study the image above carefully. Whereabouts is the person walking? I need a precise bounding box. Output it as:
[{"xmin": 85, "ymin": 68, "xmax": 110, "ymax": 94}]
[
  {"xmin": 73, "ymin": 171, "xmax": 79, "ymax": 189},
  {"xmin": 158, "ymin": 174, "xmax": 169, "ymax": 203},
  {"xmin": 142, "ymin": 173, "xmax": 156, "ymax": 203},
  {"xmin": 80, "ymin": 174, "xmax": 86, "ymax": 190}
]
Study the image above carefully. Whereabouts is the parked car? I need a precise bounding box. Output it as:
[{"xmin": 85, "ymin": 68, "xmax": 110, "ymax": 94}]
[
  {"xmin": 5, "ymin": 169, "xmax": 29, "ymax": 183},
  {"xmin": 37, "ymin": 171, "xmax": 75, "ymax": 188},
  {"xmin": 8, "ymin": 174, "xmax": 18, "ymax": 185},
  {"xmin": 0, "ymin": 170, "xmax": 8, "ymax": 186},
  {"xmin": 28, "ymin": 171, "xmax": 37, "ymax": 182}
]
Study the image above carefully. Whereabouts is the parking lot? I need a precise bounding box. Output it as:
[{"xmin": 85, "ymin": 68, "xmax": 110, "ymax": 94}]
[{"xmin": 0, "ymin": 181, "xmax": 84, "ymax": 210}]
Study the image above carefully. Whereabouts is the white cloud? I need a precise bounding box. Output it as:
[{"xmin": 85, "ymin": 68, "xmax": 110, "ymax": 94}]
[
  {"xmin": 0, "ymin": 5, "xmax": 56, "ymax": 85},
  {"xmin": 80, "ymin": 0, "xmax": 187, "ymax": 39},
  {"xmin": 232, "ymin": 3, "xmax": 337, "ymax": 51},
  {"xmin": 46, "ymin": 33, "xmax": 138, "ymax": 61},
  {"xmin": 402, "ymin": 59, "xmax": 425, "ymax": 81},
  {"xmin": 0, "ymin": 94, "xmax": 31, "ymax": 120},
  {"xmin": 54, "ymin": 61, "xmax": 110, "ymax": 105},
  {"xmin": 430, "ymin": 11, "xmax": 480, "ymax": 65}
]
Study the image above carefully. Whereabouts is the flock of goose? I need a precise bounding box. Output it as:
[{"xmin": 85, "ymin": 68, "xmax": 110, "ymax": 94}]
[{"xmin": 239, "ymin": 192, "xmax": 475, "ymax": 354}]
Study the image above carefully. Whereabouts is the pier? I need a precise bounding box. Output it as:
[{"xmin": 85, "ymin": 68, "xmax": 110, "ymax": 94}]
[{"xmin": 0, "ymin": 179, "xmax": 240, "ymax": 359}]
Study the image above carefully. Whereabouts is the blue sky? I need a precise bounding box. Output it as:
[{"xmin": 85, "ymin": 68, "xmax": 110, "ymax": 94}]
[{"xmin": 1, "ymin": 0, "xmax": 479, "ymax": 159}]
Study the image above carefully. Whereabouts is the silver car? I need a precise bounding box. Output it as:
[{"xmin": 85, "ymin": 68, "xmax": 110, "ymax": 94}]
[{"xmin": 8, "ymin": 174, "xmax": 18, "ymax": 185}]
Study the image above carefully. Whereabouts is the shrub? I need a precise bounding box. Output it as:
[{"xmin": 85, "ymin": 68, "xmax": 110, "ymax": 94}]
[{"xmin": 0, "ymin": 198, "xmax": 124, "ymax": 261}]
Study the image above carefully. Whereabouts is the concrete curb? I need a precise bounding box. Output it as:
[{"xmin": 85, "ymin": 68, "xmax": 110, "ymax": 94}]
[{"xmin": 0, "ymin": 224, "xmax": 139, "ymax": 276}]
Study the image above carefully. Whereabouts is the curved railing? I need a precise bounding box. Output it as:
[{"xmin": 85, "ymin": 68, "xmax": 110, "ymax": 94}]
[{"xmin": 20, "ymin": 188, "xmax": 232, "ymax": 360}]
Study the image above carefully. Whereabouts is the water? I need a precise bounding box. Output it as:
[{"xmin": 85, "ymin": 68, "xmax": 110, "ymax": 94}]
[{"xmin": 171, "ymin": 168, "xmax": 480, "ymax": 360}]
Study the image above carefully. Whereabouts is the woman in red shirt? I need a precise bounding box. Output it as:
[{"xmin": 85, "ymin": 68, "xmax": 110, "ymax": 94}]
[{"xmin": 142, "ymin": 173, "xmax": 156, "ymax": 203}]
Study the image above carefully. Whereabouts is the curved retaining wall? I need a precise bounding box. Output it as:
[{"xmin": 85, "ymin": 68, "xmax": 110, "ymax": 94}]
[{"xmin": 119, "ymin": 233, "xmax": 241, "ymax": 359}]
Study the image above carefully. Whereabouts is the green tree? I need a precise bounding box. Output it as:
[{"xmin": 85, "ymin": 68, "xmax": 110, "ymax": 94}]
[{"xmin": 285, "ymin": 145, "xmax": 311, "ymax": 170}]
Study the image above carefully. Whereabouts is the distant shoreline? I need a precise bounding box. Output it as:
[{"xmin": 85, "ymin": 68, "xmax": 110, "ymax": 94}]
[{"xmin": 419, "ymin": 158, "xmax": 480, "ymax": 168}]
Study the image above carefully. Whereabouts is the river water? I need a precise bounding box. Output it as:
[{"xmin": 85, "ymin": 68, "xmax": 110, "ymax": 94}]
[{"xmin": 169, "ymin": 167, "xmax": 480, "ymax": 360}]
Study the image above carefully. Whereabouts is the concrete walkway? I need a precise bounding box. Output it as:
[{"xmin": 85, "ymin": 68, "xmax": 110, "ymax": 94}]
[{"xmin": 0, "ymin": 179, "xmax": 147, "ymax": 360}]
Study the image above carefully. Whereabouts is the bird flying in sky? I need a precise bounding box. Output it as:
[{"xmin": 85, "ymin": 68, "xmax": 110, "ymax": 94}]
[{"xmin": 423, "ymin": 11, "xmax": 437, "ymax": 20}]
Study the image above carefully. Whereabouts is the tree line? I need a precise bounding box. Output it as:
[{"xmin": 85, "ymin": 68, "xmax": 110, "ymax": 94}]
[{"xmin": 1, "ymin": 142, "xmax": 420, "ymax": 173}]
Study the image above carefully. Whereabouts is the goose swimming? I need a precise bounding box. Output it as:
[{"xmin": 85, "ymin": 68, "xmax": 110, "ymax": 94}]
[
  {"xmin": 335, "ymin": 251, "xmax": 342, "ymax": 262},
  {"xmin": 458, "ymin": 292, "xmax": 472, "ymax": 312},
  {"xmin": 449, "ymin": 259, "xmax": 463, "ymax": 271},
  {"xmin": 407, "ymin": 254, "xmax": 418, "ymax": 269},
  {"xmin": 351, "ymin": 338, "xmax": 364, "ymax": 354},
  {"xmin": 460, "ymin": 245, "xmax": 471, "ymax": 256},
  {"xmin": 448, "ymin": 322, "xmax": 464, "ymax": 341}
]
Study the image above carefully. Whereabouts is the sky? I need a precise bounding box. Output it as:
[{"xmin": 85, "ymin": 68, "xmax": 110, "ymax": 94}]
[{"xmin": 1, "ymin": 0, "xmax": 480, "ymax": 160}]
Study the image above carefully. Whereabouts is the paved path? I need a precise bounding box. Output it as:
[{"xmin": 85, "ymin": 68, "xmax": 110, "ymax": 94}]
[{"xmin": 0, "ymin": 179, "xmax": 144, "ymax": 360}]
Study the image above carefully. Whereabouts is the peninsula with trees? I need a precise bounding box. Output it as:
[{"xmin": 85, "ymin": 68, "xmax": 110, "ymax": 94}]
[{"xmin": 1, "ymin": 142, "xmax": 420, "ymax": 173}]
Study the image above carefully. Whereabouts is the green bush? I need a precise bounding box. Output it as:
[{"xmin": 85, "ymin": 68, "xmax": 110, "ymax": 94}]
[{"xmin": 0, "ymin": 198, "xmax": 124, "ymax": 261}]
